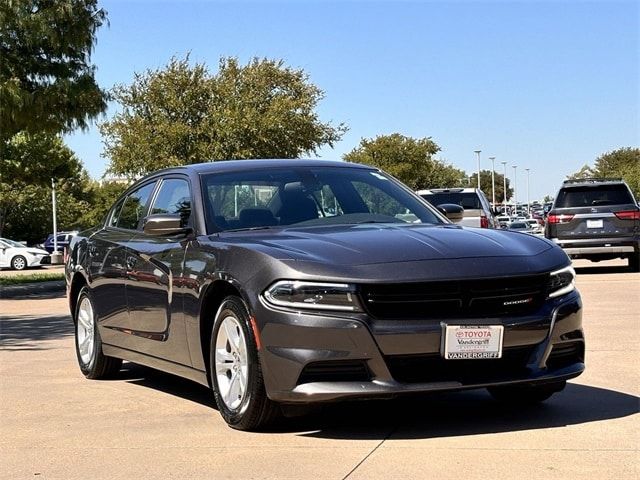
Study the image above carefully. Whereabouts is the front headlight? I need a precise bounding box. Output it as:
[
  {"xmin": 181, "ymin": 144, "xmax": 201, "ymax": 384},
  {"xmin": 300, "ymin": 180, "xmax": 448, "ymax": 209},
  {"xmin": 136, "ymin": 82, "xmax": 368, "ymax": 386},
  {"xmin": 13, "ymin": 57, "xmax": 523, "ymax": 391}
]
[
  {"xmin": 263, "ymin": 281, "xmax": 363, "ymax": 312},
  {"xmin": 548, "ymin": 265, "xmax": 576, "ymax": 298}
]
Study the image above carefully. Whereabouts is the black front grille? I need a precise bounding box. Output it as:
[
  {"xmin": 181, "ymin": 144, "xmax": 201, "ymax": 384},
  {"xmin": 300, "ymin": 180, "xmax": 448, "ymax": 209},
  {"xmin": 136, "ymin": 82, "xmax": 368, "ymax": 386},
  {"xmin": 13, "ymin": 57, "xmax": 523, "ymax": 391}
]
[
  {"xmin": 386, "ymin": 346, "xmax": 536, "ymax": 384},
  {"xmin": 297, "ymin": 360, "xmax": 371, "ymax": 385},
  {"xmin": 360, "ymin": 274, "xmax": 549, "ymax": 320},
  {"xmin": 546, "ymin": 342, "xmax": 584, "ymax": 370}
]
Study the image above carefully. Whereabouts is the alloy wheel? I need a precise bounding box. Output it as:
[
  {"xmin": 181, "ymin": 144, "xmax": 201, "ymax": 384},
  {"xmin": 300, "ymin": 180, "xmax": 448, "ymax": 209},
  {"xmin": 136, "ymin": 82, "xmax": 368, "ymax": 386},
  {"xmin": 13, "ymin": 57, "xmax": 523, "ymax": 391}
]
[
  {"xmin": 215, "ymin": 316, "xmax": 249, "ymax": 410},
  {"xmin": 76, "ymin": 296, "xmax": 96, "ymax": 365}
]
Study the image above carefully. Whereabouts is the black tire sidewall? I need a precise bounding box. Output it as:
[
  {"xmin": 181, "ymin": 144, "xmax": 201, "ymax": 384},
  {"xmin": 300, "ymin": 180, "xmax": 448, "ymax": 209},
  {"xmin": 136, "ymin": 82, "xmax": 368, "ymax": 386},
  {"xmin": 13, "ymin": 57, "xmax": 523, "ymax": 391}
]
[
  {"xmin": 210, "ymin": 296, "xmax": 261, "ymax": 426},
  {"xmin": 74, "ymin": 287, "xmax": 99, "ymax": 376},
  {"xmin": 12, "ymin": 255, "xmax": 27, "ymax": 270}
]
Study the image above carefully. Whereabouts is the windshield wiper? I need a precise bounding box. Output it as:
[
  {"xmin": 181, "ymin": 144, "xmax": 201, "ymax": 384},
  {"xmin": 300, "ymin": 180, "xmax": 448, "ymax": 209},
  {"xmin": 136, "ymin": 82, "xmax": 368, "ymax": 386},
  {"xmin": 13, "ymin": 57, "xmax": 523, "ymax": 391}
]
[{"xmin": 224, "ymin": 226, "xmax": 277, "ymax": 233}]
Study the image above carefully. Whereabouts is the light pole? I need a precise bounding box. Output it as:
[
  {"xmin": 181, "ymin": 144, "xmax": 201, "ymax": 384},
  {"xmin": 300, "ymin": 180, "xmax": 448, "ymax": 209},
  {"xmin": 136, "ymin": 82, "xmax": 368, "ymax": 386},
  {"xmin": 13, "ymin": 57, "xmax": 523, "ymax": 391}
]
[
  {"xmin": 512, "ymin": 165, "xmax": 518, "ymax": 213},
  {"xmin": 474, "ymin": 150, "xmax": 481, "ymax": 190},
  {"xmin": 489, "ymin": 156, "xmax": 496, "ymax": 210},
  {"xmin": 525, "ymin": 168, "xmax": 531, "ymax": 216},
  {"xmin": 51, "ymin": 178, "xmax": 58, "ymax": 253},
  {"xmin": 501, "ymin": 161, "xmax": 507, "ymax": 210}
]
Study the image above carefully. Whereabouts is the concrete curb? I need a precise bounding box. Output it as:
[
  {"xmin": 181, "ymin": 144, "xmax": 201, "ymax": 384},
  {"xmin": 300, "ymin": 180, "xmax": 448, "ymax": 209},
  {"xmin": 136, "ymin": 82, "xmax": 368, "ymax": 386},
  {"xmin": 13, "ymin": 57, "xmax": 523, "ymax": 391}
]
[{"xmin": 0, "ymin": 280, "xmax": 66, "ymax": 299}]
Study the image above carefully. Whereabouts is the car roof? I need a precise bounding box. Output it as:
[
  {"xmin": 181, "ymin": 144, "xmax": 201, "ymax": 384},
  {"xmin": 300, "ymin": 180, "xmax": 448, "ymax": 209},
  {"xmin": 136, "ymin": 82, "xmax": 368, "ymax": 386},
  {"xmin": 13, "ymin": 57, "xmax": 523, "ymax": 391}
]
[
  {"xmin": 149, "ymin": 159, "xmax": 374, "ymax": 176},
  {"xmin": 561, "ymin": 178, "xmax": 626, "ymax": 188}
]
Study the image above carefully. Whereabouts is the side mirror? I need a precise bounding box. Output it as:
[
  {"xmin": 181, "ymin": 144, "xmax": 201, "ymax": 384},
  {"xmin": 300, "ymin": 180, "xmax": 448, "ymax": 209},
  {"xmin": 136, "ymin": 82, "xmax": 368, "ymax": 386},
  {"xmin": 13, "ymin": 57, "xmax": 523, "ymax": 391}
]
[
  {"xmin": 143, "ymin": 214, "xmax": 190, "ymax": 236},
  {"xmin": 437, "ymin": 203, "xmax": 464, "ymax": 223}
]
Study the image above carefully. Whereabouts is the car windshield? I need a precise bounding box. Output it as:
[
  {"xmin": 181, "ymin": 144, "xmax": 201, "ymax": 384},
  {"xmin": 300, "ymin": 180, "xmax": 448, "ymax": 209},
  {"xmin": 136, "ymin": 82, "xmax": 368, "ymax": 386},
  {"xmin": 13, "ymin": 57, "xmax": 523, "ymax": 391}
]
[
  {"xmin": 0, "ymin": 238, "xmax": 25, "ymax": 248},
  {"xmin": 421, "ymin": 192, "xmax": 481, "ymax": 209},
  {"xmin": 201, "ymin": 166, "xmax": 444, "ymax": 232},
  {"xmin": 555, "ymin": 185, "xmax": 634, "ymax": 208}
]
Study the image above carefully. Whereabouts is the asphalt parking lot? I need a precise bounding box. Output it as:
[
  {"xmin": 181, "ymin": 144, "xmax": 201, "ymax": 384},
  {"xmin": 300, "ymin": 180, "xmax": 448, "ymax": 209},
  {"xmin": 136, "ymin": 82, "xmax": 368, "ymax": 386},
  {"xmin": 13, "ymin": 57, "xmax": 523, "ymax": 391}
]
[{"xmin": 1, "ymin": 259, "xmax": 638, "ymax": 479}]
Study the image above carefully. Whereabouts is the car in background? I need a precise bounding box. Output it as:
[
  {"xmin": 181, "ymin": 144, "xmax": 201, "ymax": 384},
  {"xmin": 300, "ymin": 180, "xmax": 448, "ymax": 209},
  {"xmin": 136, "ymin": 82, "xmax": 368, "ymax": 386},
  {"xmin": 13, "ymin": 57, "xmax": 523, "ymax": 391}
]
[
  {"xmin": 42, "ymin": 231, "xmax": 78, "ymax": 253},
  {"xmin": 66, "ymin": 159, "xmax": 584, "ymax": 431},
  {"xmin": 496, "ymin": 215, "xmax": 511, "ymax": 228},
  {"xmin": 524, "ymin": 219, "xmax": 544, "ymax": 235},
  {"xmin": 508, "ymin": 221, "xmax": 535, "ymax": 234},
  {"xmin": 545, "ymin": 178, "xmax": 639, "ymax": 271},
  {"xmin": 0, "ymin": 237, "xmax": 50, "ymax": 270},
  {"xmin": 417, "ymin": 187, "xmax": 498, "ymax": 228}
]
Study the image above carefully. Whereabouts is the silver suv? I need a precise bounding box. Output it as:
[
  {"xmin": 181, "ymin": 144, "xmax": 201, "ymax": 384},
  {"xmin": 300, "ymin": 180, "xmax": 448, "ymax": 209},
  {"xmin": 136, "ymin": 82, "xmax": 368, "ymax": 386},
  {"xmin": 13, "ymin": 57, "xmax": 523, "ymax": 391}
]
[{"xmin": 417, "ymin": 187, "xmax": 498, "ymax": 229}]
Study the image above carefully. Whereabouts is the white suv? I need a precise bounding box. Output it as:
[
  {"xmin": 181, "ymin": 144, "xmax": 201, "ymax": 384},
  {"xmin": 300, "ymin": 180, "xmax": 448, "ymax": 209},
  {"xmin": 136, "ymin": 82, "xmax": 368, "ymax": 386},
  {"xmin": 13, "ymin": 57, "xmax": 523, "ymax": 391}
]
[{"xmin": 417, "ymin": 188, "xmax": 498, "ymax": 229}]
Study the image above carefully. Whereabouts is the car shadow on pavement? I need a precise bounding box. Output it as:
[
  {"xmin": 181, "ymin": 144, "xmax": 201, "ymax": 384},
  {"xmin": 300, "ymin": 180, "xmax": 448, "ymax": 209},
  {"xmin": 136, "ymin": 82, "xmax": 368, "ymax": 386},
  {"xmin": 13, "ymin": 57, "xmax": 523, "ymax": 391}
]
[
  {"xmin": 0, "ymin": 313, "xmax": 73, "ymax": 351},
  {"xmin": 292, "ymin": 384, "xmax": 639, "ymax": 440},
  {"xmin": 117, "ymin": 362, "xmax": 216, "ymax": 408},
  {"xmin": 112, "ymin": 362, "xmax": 638, "ymax": 439}
]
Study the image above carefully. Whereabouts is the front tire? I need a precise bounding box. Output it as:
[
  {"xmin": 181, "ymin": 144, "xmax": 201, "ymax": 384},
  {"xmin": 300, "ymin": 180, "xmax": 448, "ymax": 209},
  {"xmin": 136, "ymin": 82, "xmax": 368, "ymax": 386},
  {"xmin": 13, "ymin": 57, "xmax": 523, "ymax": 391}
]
[
  {"xmin": 74, "ymin": 287, "xmax": 122, "ymax": 379},
  {"xmin": 629, "ymin": 254, "xmax": 640, "ymax": 272},
  {"xmin": 11, "ymin": 255, "xmax": 27, "ymax": 270},
  {"xmin": 210, "ymin": 296, "xmax": 280, "ymax": 431},
  {"xmin": 488, "ymin": 381, "xmax": 566, "ymax": 404}
]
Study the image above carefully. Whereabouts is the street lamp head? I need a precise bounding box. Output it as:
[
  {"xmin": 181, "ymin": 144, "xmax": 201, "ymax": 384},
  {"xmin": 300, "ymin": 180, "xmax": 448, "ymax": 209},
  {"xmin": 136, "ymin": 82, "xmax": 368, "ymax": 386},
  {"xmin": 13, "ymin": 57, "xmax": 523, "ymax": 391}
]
[
  {"xmin": 474, "ymin": 150, "xmax": 481, "ymax": 154},
  {"xmin": 501, "ymin": 161, "xmax": 507, "ymax": 166}
]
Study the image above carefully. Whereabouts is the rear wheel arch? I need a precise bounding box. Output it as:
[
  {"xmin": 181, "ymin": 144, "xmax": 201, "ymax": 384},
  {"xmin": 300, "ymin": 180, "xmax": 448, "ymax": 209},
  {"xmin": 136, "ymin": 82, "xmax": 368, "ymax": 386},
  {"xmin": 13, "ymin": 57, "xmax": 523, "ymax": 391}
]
[{"xmin": 69, "ymin": 272, "xmax": 89, "ymax": 322}]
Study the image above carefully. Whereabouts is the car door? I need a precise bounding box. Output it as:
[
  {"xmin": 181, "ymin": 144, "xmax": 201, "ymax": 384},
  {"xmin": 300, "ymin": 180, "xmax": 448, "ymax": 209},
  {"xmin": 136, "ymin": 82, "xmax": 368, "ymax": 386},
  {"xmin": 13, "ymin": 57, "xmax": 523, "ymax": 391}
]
[
  {"xmin": 123, "ymin": 176, "xmax": 193, "ymax": 365},
  {"xmin": 92, "ymin": 180, "xmax": 157, "ymax": 348}
]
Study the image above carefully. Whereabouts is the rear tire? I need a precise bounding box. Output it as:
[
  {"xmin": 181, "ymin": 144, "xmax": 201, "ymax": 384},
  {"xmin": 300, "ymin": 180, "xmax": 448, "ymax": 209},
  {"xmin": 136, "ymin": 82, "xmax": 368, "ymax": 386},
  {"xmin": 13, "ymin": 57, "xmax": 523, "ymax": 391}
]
[
  {"xmin": 488, "ymin": 381, "xmax": 566, "ymax": 404},
  {"xmin": 74, "ymin": 287, "xmax": 122, "ymax": 379},
  {"xmin": 210, "ymin": 296, "xmax": 280, "ymax": 431},
  {"xmin": 11, "ymin": 255, "xmax": 27, "ymax": 270},
  {"xmin": 629, "ymin": 254, "xmax": 640, "ymax": 273}
]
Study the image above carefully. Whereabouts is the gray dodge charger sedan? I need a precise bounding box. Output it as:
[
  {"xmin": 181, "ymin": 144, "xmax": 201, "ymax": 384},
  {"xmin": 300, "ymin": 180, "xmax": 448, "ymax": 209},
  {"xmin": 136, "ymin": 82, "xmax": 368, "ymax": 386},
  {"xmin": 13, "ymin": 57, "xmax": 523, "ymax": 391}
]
[{"xmin": 66, "ymin": 160, "xmax": 584, "ymax": 430}]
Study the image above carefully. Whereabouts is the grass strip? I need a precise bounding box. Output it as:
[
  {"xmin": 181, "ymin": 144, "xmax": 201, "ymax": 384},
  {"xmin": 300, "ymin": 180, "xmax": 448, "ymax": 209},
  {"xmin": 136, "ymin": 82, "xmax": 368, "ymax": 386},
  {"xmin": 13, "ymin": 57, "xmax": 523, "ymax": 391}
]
[{"xmin": 0, "ymin": 272, "xmax": 65, "ymax": 286}]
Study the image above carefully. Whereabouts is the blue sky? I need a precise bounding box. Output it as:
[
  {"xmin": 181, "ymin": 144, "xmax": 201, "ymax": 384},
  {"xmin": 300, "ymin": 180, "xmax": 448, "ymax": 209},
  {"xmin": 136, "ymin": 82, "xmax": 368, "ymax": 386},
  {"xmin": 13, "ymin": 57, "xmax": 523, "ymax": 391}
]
[{"xmin": 66, "ymin": 0, "xmax": 639, "ymax": 201}]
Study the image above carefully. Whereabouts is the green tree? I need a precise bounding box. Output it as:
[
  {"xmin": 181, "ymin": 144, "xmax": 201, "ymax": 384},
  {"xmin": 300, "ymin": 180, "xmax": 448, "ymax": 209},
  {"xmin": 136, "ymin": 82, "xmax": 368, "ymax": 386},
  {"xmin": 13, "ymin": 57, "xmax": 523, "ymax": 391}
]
[
  {"xmin": 77, "ymin": 180, "xmax": 129, "ymax": 228},
  {"xmin": 469, "ymin": 170, "xmax": 513, "ymax": 204},
  {"xmin": 594, "ymin": 147, "xmax": 639, "ymax": 199},
  {"xmin": 567, "ymin": 147, "xmax": 639, "ymax": 199},
  {"xmin": 343, "ymin": 133, "xmax": 464, "ymax": 190},
  {"xmin": 101, "ymin": 56, "xmax": 347, "ymax": 178},
  {"xmin": 0, "ymin": 0, "xmax": 108, "ymax": 140},
  {"xmin": 0, "ymin": 133, "xmax": 87, "ymax": 239},
  {"xmin": 567, "ymin": 164, "xmax": 595, "ymax": 180}
]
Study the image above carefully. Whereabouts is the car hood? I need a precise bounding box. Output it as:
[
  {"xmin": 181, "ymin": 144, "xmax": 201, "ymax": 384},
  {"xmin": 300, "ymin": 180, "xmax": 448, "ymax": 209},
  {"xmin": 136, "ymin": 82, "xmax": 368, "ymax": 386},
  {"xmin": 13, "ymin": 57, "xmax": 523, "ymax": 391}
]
[{"xmin": 217, "ymin": 224, "xmax": 554, "ymax": 266}]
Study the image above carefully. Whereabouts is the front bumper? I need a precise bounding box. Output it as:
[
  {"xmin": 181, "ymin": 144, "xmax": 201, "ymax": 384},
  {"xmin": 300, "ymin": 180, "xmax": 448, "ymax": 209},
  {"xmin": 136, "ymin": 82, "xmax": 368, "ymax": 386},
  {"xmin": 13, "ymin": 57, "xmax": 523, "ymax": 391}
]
[
  {"xmin": 28, "ymin": 254, "xmax": 50, "ymax": 267},
  {"xmin": 256, "ymin": 291, "xmax": 584, "ymax": 404}
]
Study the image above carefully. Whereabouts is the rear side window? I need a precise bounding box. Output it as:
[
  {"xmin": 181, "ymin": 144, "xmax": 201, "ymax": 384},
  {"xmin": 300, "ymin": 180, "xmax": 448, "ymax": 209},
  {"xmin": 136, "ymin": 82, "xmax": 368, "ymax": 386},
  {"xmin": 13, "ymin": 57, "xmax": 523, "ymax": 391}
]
[
  {"xmin": 116, "ymin": 182, "xmax": 156, "ymax": 230},
  {"xmin": 555, "ymin": 185, "xmax": 634, "ymax": 208},
  {"xmin": 150, "ymin": 178, "xmax": 192, "ymax": 226}
]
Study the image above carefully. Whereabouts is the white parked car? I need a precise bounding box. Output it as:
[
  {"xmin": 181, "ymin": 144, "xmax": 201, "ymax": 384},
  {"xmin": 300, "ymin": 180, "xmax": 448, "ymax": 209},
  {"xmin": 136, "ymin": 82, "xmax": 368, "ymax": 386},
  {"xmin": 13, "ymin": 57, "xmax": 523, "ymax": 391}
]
[
  {"xmin": 0, "ymin": 238, "xmax": 50, "ymax": 270},
  {"xmin": 525, "ymin": 219, "xmax": 544, "ymax": 234}
]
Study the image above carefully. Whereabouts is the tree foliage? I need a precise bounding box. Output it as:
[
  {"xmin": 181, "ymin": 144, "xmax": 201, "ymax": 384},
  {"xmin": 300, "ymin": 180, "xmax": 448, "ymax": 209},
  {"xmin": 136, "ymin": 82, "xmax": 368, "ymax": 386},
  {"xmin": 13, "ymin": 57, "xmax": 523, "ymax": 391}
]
[
  {"xmin": 469, "ymin": 170, "xmax": 513, "ymax": 204},
  {"xmin": 343, "ymin": 134, "xmax": 464, "ymax": 190},
  {"xmin": 101, "ymin": 56, "xmax": 348, "ymax": 178},
  {"xmin": 0, "ymin": 133, "xmax": 87, "ymax": 240},
  {"xmin": 0, "ymin": 0, "xmax": 108, "ymax": 140},
  {"xmin": 567, "ymin": 147, "xmax": 640, "ymax": 199}
]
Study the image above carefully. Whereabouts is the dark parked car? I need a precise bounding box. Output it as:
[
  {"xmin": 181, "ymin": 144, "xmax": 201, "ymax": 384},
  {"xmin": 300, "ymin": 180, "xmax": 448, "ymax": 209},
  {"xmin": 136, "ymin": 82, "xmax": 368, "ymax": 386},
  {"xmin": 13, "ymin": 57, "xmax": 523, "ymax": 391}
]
[
  {"xmin": 66, "ymin": 160, "xmax": 585, "ymax": 430},
  {"xmin": 545, "ymin": 178, "xmax": 639, "ymax": 271},
  {"xmin": 42, "ymin": 231, "xmax": 78, "ymax": 253}
]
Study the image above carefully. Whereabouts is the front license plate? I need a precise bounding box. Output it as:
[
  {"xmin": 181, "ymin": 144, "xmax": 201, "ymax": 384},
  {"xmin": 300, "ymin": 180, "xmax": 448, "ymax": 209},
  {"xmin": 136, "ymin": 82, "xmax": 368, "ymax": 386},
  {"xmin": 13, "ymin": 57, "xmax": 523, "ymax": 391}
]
[
  {"xmin": 586, "ymin": 219, "xmax": 603, "ymax": 229},
  {"xmin": 443, "ymin": 325, "xmax": 504, "ymax": 359}
]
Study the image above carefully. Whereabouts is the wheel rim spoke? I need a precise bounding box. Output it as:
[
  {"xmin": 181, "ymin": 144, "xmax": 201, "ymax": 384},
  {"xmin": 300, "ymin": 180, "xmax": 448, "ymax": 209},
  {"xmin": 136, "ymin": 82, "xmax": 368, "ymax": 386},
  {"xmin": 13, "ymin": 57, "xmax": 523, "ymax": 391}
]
[
  {"xmin": 215, "ymin": 314, "xmax": 249, "ymax": 410},
  {"xmin": 76, "ymin": 297, "xmax": 95, "ymax": 365}
]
